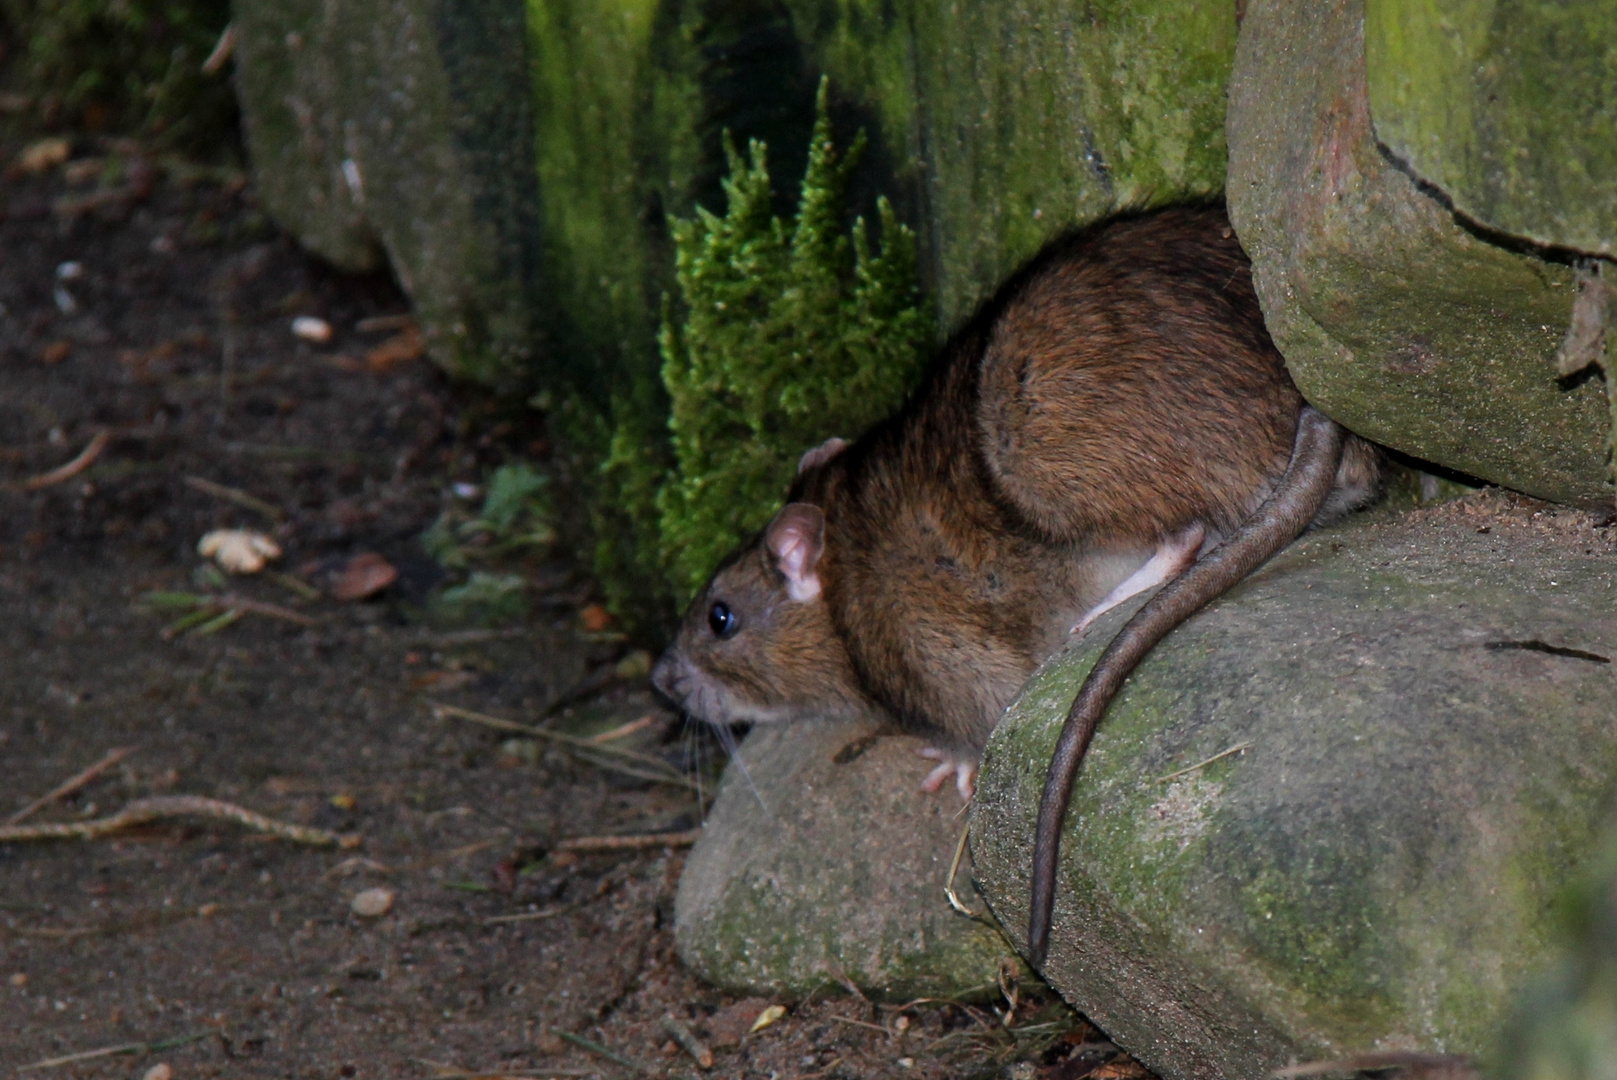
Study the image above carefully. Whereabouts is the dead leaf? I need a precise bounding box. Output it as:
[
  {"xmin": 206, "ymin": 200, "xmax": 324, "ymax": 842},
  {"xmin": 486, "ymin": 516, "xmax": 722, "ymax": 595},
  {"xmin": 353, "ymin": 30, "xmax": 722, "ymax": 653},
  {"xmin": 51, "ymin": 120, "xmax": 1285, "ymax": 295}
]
[
  {"xmin": 197, "ymin": 529, "xmax": 281, "ymax": 574},
  {"xmin": 750, "ymin": 1004, "xmax": 787, "ymax": 1033},
  {"xmin": 355, "ymin": 313, "xmax": 415, "ymax": 334},
  {"xmin": 37, "ymin": 340, "xmax": 71, "ymax": 365},
  {"xmin": 330, "ymin": 552, "xmax": 398, "ymax": 601},
  {"xmin": 407, "ymin": 670, "xmax": 478, "ymax": 692},
  {"xmin": 580, "ymin": 604, "xmax": 613, "ymax": 633},
  {"xmin": 16, "ymin": 137, "xmax": 70, "ymax": 175},
  {"xmin": 365, "ymin": 327, "xmax": 424, "ymax": 373}
]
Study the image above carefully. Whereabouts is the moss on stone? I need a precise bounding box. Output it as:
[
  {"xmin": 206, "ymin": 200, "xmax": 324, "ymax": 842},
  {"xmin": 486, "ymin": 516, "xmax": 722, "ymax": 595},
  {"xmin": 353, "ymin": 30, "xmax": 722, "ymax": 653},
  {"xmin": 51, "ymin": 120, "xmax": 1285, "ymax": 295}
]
[
  {"xmin": 1365, "ymin": 0, "xmax": 1617, "ymax": 257},
  {"xmin": 971, "ymin": 508, "xmax": 1617, "ymax": 1077},
  {"xmin": 784, "ymin": 0, "xmax": 1235, "ymax": 325},
  {"xmin": 1228, "ymin": 0, "xmax": 1614, "ymax": 511}
]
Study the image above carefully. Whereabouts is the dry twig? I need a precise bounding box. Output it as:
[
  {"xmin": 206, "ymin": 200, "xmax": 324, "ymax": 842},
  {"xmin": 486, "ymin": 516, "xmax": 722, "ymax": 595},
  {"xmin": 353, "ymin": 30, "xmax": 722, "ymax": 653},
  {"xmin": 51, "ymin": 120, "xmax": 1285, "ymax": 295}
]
[
  {"xmin": 1153, "ymin": 742, "xmax": 1251, "ymax": 784},
  {"xmin": 0, "ymin": 795, "xmax": 357, "ymax": 847},
  {"xmin": 662, "ymin": 1016, "xmax": 715, "ymax": 1069},
  {"xmin": 827, "ymin": 1015, "xmax": 892, "ymax": 1035},
  {"xmin": 1275, "ymin": 1053, "xmax": 1476, "ymax": 1078},
  {"xmin": 553, "ymin": 1031, "xmax": 651, "ymax": 1075},
  {"xmin": 7, "ymin": 746, "xmax": 138, "ymax": 825},
  {"xmin": 183, "ymin": 474, "xmax": 287, "ymax": 521},
  {"xmin": 15, "ymin": 429, "xmax": 111, "ymax": 490},
  {"xmin": 156, "ymin": 594, "xmax": 319, "ymax": 639},
  {"xmin": 588, "ymin": 713, "xmax": 659, "ymax": 743},
  {"xmin": 554, "ymin": 829, "xmax": 701, "ymax": 853},
  {"xmin": 428, "ymin": 701, "xmax": 695, "ymax": 790},
  {"xmin": 18, "ymin": 1031, "xmax": 212, "ymax": 1071},
  {"xmin": 482, "ymin": 906, "xmax": 568, "ymax": 926}
]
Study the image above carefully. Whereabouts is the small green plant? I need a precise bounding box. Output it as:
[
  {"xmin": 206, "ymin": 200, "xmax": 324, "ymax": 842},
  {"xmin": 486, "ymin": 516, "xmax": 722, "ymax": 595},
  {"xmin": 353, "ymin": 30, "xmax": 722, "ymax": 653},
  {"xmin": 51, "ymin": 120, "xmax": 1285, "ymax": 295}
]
[
  {"xmin": 420, "ymin": 462, "xmax": 557, "ymax": 626},
  {"xmin": 651, "ymin": 78, "xmax": 930, "ymax": 601},
  {"xmin": 430, "ymin": 571, "xmax": 530, "ymax": 627},
  {"xmin": 422, "ymin": 462, "xmax": 558, "ymax": 572}
]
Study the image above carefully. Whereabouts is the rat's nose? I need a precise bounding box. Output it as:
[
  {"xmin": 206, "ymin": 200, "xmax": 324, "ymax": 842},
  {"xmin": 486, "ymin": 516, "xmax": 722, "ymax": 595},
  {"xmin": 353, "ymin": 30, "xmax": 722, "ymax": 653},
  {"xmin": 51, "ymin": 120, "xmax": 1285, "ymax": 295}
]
[{"xmin": 649, "ymin": 651, "xmax": 678, "ymax": 701}]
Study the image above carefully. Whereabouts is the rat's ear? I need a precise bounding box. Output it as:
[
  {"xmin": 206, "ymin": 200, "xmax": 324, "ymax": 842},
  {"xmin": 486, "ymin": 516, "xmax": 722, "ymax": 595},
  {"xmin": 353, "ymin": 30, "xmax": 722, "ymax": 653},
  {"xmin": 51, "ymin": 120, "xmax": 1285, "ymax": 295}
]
[
  {"xmin": 797, "ymin": 436, "xmax": 849, "ymax": 475},
  {"xmin": 766, "ymin": 503, "xmax": 825, "ymax": 602}
]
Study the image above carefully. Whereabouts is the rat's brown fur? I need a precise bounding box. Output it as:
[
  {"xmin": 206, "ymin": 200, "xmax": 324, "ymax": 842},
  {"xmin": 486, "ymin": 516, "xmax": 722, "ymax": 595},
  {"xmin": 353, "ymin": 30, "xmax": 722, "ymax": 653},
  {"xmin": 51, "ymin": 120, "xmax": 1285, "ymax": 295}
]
[{"xmin": 653, "ymin": 207, "xmax": 1381, "ymax": 758}]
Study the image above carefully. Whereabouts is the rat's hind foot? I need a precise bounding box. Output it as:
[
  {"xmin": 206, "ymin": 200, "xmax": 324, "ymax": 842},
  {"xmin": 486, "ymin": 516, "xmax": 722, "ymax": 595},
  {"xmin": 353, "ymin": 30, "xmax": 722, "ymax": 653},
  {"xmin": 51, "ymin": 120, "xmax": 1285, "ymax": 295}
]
[
  {"xmin": 1073, "ymin": 524, "xmax": 1207, "ymax": 635},
  {"xmin": 918, "ymin": 747, "xmax": 977, "ymax": 801}
]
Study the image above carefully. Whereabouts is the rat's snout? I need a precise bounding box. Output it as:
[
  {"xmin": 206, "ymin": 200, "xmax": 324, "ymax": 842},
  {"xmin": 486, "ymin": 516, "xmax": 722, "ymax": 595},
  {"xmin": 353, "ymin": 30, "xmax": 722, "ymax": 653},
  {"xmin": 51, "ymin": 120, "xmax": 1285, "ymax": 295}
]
[{"xmin": 649, "ymin": 649, "xmax": 681, "ymax": 704}]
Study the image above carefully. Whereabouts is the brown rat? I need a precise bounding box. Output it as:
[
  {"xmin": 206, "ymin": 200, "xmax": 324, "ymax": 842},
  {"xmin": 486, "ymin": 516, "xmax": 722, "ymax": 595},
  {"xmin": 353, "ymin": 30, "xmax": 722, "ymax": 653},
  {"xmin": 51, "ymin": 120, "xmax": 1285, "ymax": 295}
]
[{"xmin": 650, "ymin": 206, "xmax": 1383, "ymax": 964}]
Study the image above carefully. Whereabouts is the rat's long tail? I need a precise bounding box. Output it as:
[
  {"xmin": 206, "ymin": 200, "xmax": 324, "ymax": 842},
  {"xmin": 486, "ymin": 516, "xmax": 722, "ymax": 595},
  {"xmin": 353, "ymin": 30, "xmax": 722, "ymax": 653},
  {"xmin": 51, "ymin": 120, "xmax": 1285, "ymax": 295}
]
[{"xmin": 1026, "ymin": 407, "xmax": 1346, "ymax": 968}]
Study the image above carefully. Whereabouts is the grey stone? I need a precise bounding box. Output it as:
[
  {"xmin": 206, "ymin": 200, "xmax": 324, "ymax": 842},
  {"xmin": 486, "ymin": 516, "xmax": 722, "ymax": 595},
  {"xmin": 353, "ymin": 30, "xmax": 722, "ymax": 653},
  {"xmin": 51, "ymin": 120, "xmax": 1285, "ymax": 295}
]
[
  {"xmin": 676, "ymin": 716, "xmax": 1017, "ymax": 1001},
  {"xmin": 1226, "ymin": 0, "xmax": 1613, "ymax": 509},
  {"xmin": 970, "ymin": 498, "xmax": 1617, "ymax": 1080},
  {"xmin": 1365, "ymin": 0, "xmax": 1617, "ymax": 258},
  {"xmin": 233, "ymin": 0, "xmax": 540, "ymax": 384}
]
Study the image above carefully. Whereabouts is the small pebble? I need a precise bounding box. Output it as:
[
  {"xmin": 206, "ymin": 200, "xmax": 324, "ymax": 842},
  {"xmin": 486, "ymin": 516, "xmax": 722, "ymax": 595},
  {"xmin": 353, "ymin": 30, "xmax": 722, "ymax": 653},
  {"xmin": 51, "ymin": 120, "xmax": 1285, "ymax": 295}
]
[
  {"xmin": 9, "ymin": 973, "xmax": 25, "ymax": 987},
  {"xmin": 897, "ymin": 1058, "xmax": 915, "ymax": 1069},
  {"xmin": 143, "ymin": 1063, "xmax": 173, "ymax": 1080},
  {"xmin": 350, "ymin": 887, "xmax": 395, "ymax": 918},
  {"xmin": 291, "ymin": 315, "xmax": 334, "ymax": 343}
]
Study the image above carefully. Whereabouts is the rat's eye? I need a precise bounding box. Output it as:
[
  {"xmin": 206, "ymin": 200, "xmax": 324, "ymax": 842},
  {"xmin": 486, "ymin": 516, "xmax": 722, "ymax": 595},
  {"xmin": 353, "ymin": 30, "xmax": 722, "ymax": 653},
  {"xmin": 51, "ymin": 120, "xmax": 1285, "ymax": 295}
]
[{"xmin": 708, "ymin": 601, "xmax": 740, "ymax": 638}]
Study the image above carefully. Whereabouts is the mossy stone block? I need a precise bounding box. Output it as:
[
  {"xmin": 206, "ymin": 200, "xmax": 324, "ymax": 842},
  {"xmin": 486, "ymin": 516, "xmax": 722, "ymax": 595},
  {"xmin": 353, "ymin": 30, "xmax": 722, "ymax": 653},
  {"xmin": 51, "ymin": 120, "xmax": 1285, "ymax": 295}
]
[
  {"xmin": 786, "ymin": 0, "xmax": 1236, "ymax": 326},
  {"xmin": 234, "ymin": 0, "xmax": 540, "ymax": 384},
  {"xmin": 1366, "ymin": 0, "xmax": 1617, "ymax": 257},
  {"xmin": 675, "ymin": 716, "xmax": 1016, "ymax": 1001},
  {"xmin": 970, "ymin": 504, "xmax": 1617, "ymax": 1080},
  {"xmin": 526, "ymin": 0, "xmax": 1236, "ymax": 400},
  {"xmin": 1226, "ymin": 0, "xmax": 1612, "ymax": 509}
]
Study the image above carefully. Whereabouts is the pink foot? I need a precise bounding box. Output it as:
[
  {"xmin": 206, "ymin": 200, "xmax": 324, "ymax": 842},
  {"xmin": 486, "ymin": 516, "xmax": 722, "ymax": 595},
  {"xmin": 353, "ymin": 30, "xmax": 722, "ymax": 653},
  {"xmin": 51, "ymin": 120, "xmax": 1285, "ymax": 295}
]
[
  {"xmin": 918, "ymin": 747, "xmax": 977, "ymax": 801},
  {"xmin": 1073, "ymin": 524, "xmax": 1207, "ymax": 635}
]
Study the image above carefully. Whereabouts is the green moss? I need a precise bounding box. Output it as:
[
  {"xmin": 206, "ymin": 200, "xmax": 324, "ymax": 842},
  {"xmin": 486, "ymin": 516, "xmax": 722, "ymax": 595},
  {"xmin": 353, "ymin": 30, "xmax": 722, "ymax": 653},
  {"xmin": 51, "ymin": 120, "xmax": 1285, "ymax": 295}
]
[
  {"xmin": 786, "ymin": 0, "xmax": 1236, "ymax": 324},
  {"xmin": 974, "ymin": 518, "xmax": 1617, "ymax": 1067},
  {"xmin": 654, "ymin": 80, "xmax": 929, "ymax": 600},
  {"xmin": 0, "ymin": 0, "xmax": 238, "ymax": 151},
  {"xmin": 1230, "ymin": 0, "xmax": 1614, "ymax": 510},
  {"xmin": 1366, "ymin": 0, "xmax": 1617, "ymax": 257}
]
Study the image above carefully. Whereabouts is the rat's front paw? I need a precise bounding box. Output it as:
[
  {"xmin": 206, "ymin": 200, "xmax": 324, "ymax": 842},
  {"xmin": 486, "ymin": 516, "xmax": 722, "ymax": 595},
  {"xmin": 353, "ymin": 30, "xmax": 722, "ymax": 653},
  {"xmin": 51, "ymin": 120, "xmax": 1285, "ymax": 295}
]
[{"xmin": 917, "ymin": 747, "xmax": 976, "ymax": 802}]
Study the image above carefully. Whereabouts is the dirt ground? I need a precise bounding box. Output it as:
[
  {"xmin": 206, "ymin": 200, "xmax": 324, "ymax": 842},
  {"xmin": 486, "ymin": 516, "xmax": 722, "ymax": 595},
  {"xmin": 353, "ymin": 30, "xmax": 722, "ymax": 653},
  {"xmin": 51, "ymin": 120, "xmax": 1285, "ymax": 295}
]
[{"xmin": 0, "ymin": 142, "xmax": 1141, "ymax": 1079}]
